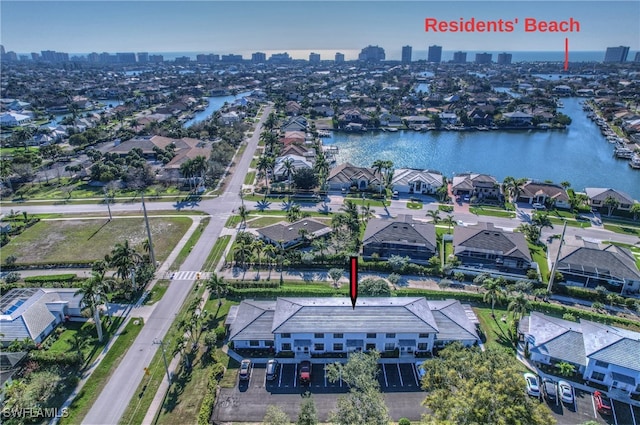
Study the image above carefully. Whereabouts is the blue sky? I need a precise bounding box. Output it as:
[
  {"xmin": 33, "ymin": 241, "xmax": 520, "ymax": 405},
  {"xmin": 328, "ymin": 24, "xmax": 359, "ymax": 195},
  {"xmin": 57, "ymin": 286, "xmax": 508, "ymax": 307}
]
[{"xmin": 1, "ymin": 1, "xmax": 638, "ymax": 59}]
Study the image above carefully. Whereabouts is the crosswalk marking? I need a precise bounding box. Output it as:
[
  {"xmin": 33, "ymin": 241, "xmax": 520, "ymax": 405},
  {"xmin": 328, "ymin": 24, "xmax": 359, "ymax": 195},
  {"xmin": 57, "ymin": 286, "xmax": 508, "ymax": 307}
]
[{"xmin": 171, "ymin": 271, "xmax": 211, "ymax": 281}]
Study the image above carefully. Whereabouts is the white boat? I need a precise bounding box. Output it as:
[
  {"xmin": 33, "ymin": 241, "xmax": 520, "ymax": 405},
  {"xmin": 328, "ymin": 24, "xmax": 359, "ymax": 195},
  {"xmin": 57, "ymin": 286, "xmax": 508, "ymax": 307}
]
[
  {"xmin": 630, "ymin": 154, "xmax": 640, "ymax": 169},
  {"xmin": 615, "ymin": 147, "xmax": 634, "ymax": 159}
]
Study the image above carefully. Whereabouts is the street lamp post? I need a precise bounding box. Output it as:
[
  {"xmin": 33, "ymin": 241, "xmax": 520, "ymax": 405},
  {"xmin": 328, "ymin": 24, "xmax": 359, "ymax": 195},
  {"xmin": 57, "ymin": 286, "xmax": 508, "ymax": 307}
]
[{"xmin": 153, "ymin": 338, "xmax": 171, "ymax": 384}]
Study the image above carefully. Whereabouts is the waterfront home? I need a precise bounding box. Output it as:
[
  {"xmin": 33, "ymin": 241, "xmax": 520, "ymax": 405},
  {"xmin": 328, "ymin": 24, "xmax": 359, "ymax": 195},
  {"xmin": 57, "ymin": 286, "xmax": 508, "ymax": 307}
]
[
  {"xmin": 585, "ymin": 188, "xmax": 636, "ymax": 214},
  {"xmin": 0, "ymin": 288, "xmax": 83, "ymax": 346},
  {"xmin": 519, "ymin": 312, "xmax": 640, "ymax": 396},
  {"xmin": 362, "ymin": 214, "xmax": 437, "ymax": 263},
  {"xmin": 226, "ymin": 297, "xmax": 480, "ymax": 358},
  {"xmin": 281, "ymin": 116, "xmax": 307, "ymax": 132},
  {"xmin": 280, "ymin": 144, "xmax": 316, "ymax": 161},
  {"xmin": 453, "ymin": 222, "xmax": 532, "ymax": 273},
  {"xmin": 272, "ymin": 154, "xmax": 313, "ymax": 181},
  {"xmin": 281, "ymin": 131, "xmax": 306, "ymax": 146},
  {"xmin": 502, "ymin": 111, "xmax": 533, "ymax": 126},
  {"xmin": 518, "ymin": 181, "xmax": 571, "ymax": 209},
  {"xmin": 327, "ymin": 162, "xmax": 383, "ymax": 191},
  {"xmin": 439, "ymin": 112, "xmax": 458, "ymax": 125},
  {"xmin": 451, "ymin": 173, "xmax": 500, "ymax": 199},
  {"xmin": 547, "ymin": 235, "xmax": 640, "ymax": 295},
  {"xmin": 0, "ymin": 112, "xmax": 31, "ymax": 127},
  {"xmin": 256, "ymin": 218, "xmax": 331, "ymax": 249},
  {"xmin": 285, "ymin": 101, "xmax": 302, "ymax": 116},
  {"xmin": 391, "ymin": 168, "xmax": 444, "ymax": 195}
]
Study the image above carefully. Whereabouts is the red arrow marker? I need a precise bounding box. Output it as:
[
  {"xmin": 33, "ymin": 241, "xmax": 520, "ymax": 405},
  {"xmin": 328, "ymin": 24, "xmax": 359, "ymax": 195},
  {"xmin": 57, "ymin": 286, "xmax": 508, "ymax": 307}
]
[
  {"xmin": 564, "ymin": 38, "xmax": 569, "ymax": 71},
  {"xmin": 350, "ymin": 256, "xmax": 358, "ymax": 309}
]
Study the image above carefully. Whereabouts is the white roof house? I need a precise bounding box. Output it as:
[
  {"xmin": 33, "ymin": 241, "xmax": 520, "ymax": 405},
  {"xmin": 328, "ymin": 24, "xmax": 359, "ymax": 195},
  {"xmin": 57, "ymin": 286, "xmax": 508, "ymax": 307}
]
[
  {"xmin": 272, "ymin": 154, "xmax": 313, "ymax": 181},
  {"xmin": 0, "ymin": 112, "xmax": 32, "ymax": 127},
  {"xmin": 391, "ymin": 168, "xmax": 444, "ymax": 195}
]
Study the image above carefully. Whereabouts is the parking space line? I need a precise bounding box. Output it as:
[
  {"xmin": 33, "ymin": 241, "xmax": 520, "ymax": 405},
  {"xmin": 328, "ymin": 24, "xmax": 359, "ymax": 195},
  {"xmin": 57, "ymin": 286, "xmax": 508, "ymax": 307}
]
[
  {"xmin": 397, "ymin": 364, "xmax": 404, "ymax": 387},
  {"xmin": 630, "ymin": 403, "xmax": 637, "ymax": 425},
  {"xmin": 382, "ymin": 364, "xmax": 388, "ymax": 387},
  {"xmin": 591, "ymin": 393, "xmax": 598, "ymax": 418},
  {"xmin": 278, "ymin": 366, "xmax": 283, "ymax": 387},
  {"xmin": 339, "ymin": 370, "xmax": 342, "ymax": 387},
  {"xmin": 612, "ymin": 400, "xmax": 618, "ymax": 425},
  {"xmin": 411, "ymin": 363, "xmax": 419, "ymax": 387},
  {"xmin": 248, "ymin": 364, "xmax": 253, "ymax": 386},
  {"xmin": 324, "ymin": 367, "xmax": 327, "ymax": 387},
  {"xmin": 294, "ymin": 364, "xmax": 297, "ymax": 388}
]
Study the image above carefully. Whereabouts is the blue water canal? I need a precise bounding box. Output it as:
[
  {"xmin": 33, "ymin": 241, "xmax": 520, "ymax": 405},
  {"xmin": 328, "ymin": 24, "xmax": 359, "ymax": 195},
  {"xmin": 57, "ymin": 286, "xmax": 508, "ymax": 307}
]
[
  {"xmin": 323, "ymin": 97, "xmax": 640, "ymax": 200},
  {"xmin": 183, "ymin": 91, "xmax": 253, "ymax": 127}
]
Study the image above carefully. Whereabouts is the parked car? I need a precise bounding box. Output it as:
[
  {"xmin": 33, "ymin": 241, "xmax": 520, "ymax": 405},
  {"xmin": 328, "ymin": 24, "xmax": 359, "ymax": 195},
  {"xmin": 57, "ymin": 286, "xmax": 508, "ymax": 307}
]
[
  {"xmin": 524, "ymin": 373, "xmax": 540, "ymax": 397},
  {"xmin": 239, "ymin": 359, "xmax": 252, "ymax": 381},
  {"xmin": 392, "ymin": 191, "xmax": 399, "ymax": 199},
  {"xmin": 266, "ymin": 359, "xmax": 279, "ymax": 381},
  {"xmin": 415, "ymin": 361, "xmax": 426, "ymax": 380},
  {"xmin": 463, "ymin": 195, "xmax": 471, "ymax": 202},
  {"xmin": 532, "ymin": 202, "xmax": 545, "ymax": 209},
  {"xmin": 558, "ymin": 380, "xmax": 574, "ymax": 404},
  {"xmin": 299, "ymin": 360, "xmax": 311, "ymax": 384},
  {"xmin": 542, "ymin": 378, "xmax": 557, "ymax": 401},
  {"xmin": 593, "ymin": 391, "xmax": 612, "ymax": 415}
]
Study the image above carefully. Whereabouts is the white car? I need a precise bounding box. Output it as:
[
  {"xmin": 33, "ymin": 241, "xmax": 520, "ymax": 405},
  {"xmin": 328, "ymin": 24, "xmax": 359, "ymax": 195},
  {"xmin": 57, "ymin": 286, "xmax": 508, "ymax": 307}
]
[
  {"xmin": 558, "ymin": 380, "xmax": 574, "ymax": 404},
  {"xmin": 532, "ymin": 202, "xmax": 544, "ymax": 209},
  {"xmin": 415, "ymin": 361, "xmax": 426, "ymax": 380},
  {"xmin": 524, "ymin": 373, "xmax": 540, "ymax": 397}
]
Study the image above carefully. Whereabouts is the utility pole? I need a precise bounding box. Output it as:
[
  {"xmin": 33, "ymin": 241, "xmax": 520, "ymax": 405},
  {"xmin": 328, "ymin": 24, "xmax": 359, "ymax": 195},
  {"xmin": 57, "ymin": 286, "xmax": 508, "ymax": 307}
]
[
  {"xmin": 104, "ymin": 187, "xmax": 112, "ymax": 221},
  {"xmin": 153, "ymin": 338, "xmax": 171, "ymax": 384},
  {"xmin": 547, "ymin": 222, "xmax": 567, "ymax": 294},
  {"xmin": 141, "ymin": 192, "xmax": 156, "ymax": 267}
]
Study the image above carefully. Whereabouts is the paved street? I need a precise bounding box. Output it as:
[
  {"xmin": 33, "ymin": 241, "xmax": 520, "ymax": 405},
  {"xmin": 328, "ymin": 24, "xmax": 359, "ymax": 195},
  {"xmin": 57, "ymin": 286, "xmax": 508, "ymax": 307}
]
[{"xmin": 82, "ymin": 104, "xmax": 273, "ymax": 425}]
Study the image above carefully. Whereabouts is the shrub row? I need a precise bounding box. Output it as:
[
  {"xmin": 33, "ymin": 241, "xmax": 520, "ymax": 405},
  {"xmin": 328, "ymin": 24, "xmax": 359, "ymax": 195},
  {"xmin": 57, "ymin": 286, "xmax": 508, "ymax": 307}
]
[
  {"xmin": 29, "ymin": 350, "xmax": 83, "ymax": 368},
  {"xmin": 197, "ymin": 362, "xmax": 225, "ymax": 425},
  {"xmin": 226, "ymin": 285, "xmax": 346, "ymax": 300},
  {"xmin": 24, "ymin": 274, "xmax": 78, "ymax": 283},
  {"xmin": 529, "ymin": 301, "xmax": 640, "ymax": 331},
  {"xmin": 228, "ymin": 281, "xmax": 280, "ymax": 289}
]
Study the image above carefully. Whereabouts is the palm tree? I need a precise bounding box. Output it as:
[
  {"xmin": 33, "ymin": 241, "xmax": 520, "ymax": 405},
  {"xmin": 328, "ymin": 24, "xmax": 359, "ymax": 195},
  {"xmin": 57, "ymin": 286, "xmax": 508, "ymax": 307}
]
[
  {"xmin": 603, "ymin": 195, "xmax": 619, "ymax": 217},
  {"xmin": 180, "ymin": 159, "xmax": 195, "ymax": 191},
  {"xmin": 260, "ymin": 131, "xmax": 279, "ymax": 155},
  {"xmin": 556, "ymin": 361, "xmax": 576, "ymax": 377},
  {"xmin": 191, "ymin": 155, "xmax": 208, "ymax": 186},
  {"xmin": 532, "ymin": 213, "xmax": 553, "ymax": 231},
  {"xmin": 233, "ymin": 241, "xmax": 253, "ymax": 269},
  {"xmin": 263, "ymin": 243, "xmax": 277, "ymax": 277},
  {"xmin": 312, "ymin": 238, "xmax": 328, "ymax": 262},
  {"xmin": 372, "ymin": 159, "xmax": 385, "ymax": 194},
  {"xmin": 425, "ymin": 209, "xmax": 441, "ymax": 224},
  {"xmin": 631, "ymin": 203, "xmax": 640, "ymax": 221},
  {"xmin": 75, "ymin": 273, "xmax": 111, "ymax": 341},
  {"xmin": 206, "ymin": 273, "xmax": 227, "ymax": 307},
  {"xmin": 443, "ymin": 215, "xmax": 456, "ymax": 233},
  {"xmin": 282, "ymin": 158, "xmax": 295, "ymax": 191},
  {"xmin": 251, "ymin": 239, "xmax": 265, "ymax": 269},
  {"xmin": 360, "ymin": 203, "xmax": 375, "ymax": 225},
  {"xmin": 507, "ymin": 293, "xmax": 531, "ymax": 321},
  {"xmin": 108, "ymin": 240, "xmax": 142, "ymax": 290},
  {"xmin": 257, "ymin": 155, "xmax": 273, "ymax": 193},
  {"xmin": 482, "ymin": 278, "xmax": 504, "ymax": 317},
  {"xmin": 264, "ymin": 112, "xmax": 278, "ymax": 132},
  {"xmin": 12, "ymin": 126, "xmax": 34, "ymax": 150},
  {"xmin": 287, "ymin": 204, "xmax": 302, "ymax": 222},
  {"xmin": 238, "ymin": 205, "xmax": 249, "ymax": 227}
]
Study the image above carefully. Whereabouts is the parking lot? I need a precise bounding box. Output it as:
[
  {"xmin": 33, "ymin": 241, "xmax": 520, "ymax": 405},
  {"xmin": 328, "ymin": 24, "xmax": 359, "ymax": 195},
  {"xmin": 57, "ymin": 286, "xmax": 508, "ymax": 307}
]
[
  {"xmin": 211, "ymin": 361, "xmax": 427, "ymax": 422},
  {"xmin": 541, "ymin": 388, "xmax": 639, "ymax": 425}
]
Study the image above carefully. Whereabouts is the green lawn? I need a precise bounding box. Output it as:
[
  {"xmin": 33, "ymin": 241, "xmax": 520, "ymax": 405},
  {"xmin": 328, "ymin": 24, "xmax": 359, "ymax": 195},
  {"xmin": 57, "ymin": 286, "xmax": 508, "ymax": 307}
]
[
  {"xmin": 12, "ymin": 181, "xmax": 189, "ymax": 201},
  {"xmin": 224, "ymin": 215, "xmax": 243, "ymax": 228},
  {"xmin": 469, "ymin": 206, "xmax": 516, "ymax": 218},
  {"xmin": 407, "ymin": 201, "xmax": 423, "ymax": 210},
  {"xmin": 243, "ymin": 171, "xmax": 256, "ymax": 185},
  {"xmin": 145, "ymin": 280, "xmax": 170, "ymax": 305},
  {"xmin": 547, "ymin": 216, "xmax": 591, "ymax": 228},
  {"xmin": 0, "ymin": 146, "xmax": 39, "ymax": 155},
  {"xmin": 203, "ymin": 235, "xmax": 232, "ymax": 272},
  {"xmin": 473, "ymin": 306, "xmax": 521, "ymax": 355},
  {"xmin": 246, "ymin": 216, "xmax": 286, "ymax": 228},
  {"xmin": 603, "ymin": 223, "xmax": 640, "ymax": 236},
  {"xmin": 528, "ymin": 243, "xmax": 549, "ymax": 282},
  {"xmin": 170, "ymin": 217, "xmax": 210, "ymax": 270},
  {"xmin": 1, "ymin": 217, "xmax": 192, "ymax": 266},
  {"xmin": 345, "ymin": 198, "xmax": 390, "ymax": 207},
  {"xmin": 60, "ymin": 317, "xmax": 144, "ymax": 425}
]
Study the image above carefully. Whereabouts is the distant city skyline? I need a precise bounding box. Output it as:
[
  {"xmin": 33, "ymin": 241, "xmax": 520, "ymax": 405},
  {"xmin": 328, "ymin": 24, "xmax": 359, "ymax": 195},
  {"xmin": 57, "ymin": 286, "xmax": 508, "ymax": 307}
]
[{"xmin": 1, "ymin": 1, "xmax": 638, "ymax": 59}]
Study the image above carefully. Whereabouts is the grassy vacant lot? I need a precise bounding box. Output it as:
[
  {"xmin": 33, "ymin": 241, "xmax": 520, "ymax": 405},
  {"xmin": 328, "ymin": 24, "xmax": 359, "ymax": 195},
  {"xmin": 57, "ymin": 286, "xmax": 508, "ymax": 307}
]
[
  {"xmin": 60, "ymin": 317, "xmax": 145, "ymax": 425},
  {"xmin": 246, "ymin": 216, "xmax": 286, "ymax": 228},
  {"xmin": 1, "ymin": 217, "xmax": 192, "ymax": 265}
]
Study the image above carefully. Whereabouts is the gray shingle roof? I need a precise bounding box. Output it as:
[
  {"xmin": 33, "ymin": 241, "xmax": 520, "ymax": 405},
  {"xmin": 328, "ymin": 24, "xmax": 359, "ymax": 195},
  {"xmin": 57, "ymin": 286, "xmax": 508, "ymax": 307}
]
[
  {"xmin": 391, "ymin": 169, "xmax": 443, "ymax": 187},
  {"xmin": 227, "ymin": 300, "xmax": 276, "ymax": 341},
  {"xmin": 427, "ymin": 300, "xmax": 479, "ymax": 342},
  {"xmin": 520, "ymin": 182, "xmax": 569, "ymax": 202},
  {"xmin": 557, "ymin": 242, "xmax": 640, "ymax": 282},
  {"xmin": 590, "ymin": 339, "xmax": 640, "ymax": 372},
  {"xmin": 272, "ymin": 297, "xmax": 439, "ymax": 334},
  {"xmin": 256, "ymin": 219, "xmax": 331, "ymax": 244},
  {"xmin": 327, "ymin": 163, "xmax": 382, "ymax": 185},
  {"xmin": 585, "ymin": 188, "xmax": 635, "ymax": 204},
  {"xmin": 533, "ymin": 330, "xmax": 586, "ymax": 366},
  {"xmin": 363, "ymin": 215, "xmax": 437, "ymax": 251},
  {"xmin": 581, "ymin": 320, "xmax": 640, "ymax": 372},
  {"xmin": 453, "ymin": 222, "xmax": 531, "ymax": 261}
]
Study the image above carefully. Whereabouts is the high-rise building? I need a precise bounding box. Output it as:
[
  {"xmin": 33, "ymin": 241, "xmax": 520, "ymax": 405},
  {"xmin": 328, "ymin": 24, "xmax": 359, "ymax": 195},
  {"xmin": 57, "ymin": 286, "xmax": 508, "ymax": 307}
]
[
  {"xmin": 197, "ymin": 54, "xmax": 219, "ymax": 64},
  {"xmin": 335, "ymin": 52, "xmax": 345, "ymax": 63},
  {"xmin": 269, "ymin": 52, "xmax": 291, "ymax": 64},
  {"xmin": 358, "ymin": 45, "xmax": 385, "ymax": 62},
  {"xmin": 635, "ymin": 52, "xmax": 640, "ymax": 63},
  {"xmin": 116, "ymin": 52, "xmax": 137, "ymax": 64},
  {"xmin": 31, "ymin": 52, "xmax": 40, "ymax": 61},
  {"xmin": 252, "ymin": 52, "xmax": 266, "ymax": 63},
  {"xmin": 475, "ymin": 52, "xmax": 492, "ymax": 64},
  {"xmin": 149, "ymin": 54, "xmax": 164, "ymax": 63},
  {"xmin": 137, "ymin": 52, "xmax": 149, "ymax": 63},
  {"xmin": 497, "ymin": 52, "xmax": 512, "ymax": 65},
  {"xmin": 427, "ymin": 45, "xmax": 442, "ymax": 63},
  {"xmin": 452, "ymin": 51, "xmax": 467, "ymax": 63},
  {"xmin": 309, "ymin": 52, "xmax": 321, "ymax": 63},
  {"xmin": 221, "ymin": 54, "xmax": 243, "ymax": 63},
  {"xmin": 401, "ymin": 45, "xmax": 412, "ymax": 63},
  {"xmin": 604, "ymin": 46, "xmax": 629, "ymax": 63},
  {"xmin": 0, "ymin": 45, "xmax": 5, "ymax": 56}
]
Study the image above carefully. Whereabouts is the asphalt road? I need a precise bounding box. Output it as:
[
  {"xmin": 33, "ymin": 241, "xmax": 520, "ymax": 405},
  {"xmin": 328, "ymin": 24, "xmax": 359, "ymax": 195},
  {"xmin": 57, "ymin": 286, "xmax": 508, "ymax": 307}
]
[{"xmin": 82, "ymin": 104, "xmax": 273, "ymax": 425}]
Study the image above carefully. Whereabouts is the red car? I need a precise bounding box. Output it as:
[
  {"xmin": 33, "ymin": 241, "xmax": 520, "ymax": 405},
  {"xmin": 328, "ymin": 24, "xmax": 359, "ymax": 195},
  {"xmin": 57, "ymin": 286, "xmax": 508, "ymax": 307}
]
[
  {"xmin": 593, "ymin": 391, "xmax": 612, "ymax": 415},
  {"xmin": 299, "ymin": 360, "xmax": 311, "ymax": 384}
]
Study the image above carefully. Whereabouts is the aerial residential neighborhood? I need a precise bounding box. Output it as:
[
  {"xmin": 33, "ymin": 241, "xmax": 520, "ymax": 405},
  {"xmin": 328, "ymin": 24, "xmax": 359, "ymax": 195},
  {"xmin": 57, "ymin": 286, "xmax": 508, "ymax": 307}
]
[{"xmin": 1, "ymin": 2, "xmax": 640, "ymax": 424}]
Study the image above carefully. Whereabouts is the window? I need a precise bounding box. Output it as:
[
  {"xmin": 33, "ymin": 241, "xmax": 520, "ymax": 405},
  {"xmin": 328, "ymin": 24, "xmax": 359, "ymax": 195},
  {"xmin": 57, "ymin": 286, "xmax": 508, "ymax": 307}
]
[
  {"xmin": 418, "ymin": 343, "xmax": 428, "ymax": 351},
  {"xmin": 250, "ymin": 340, "xmax": 259, "ymax": 347},
  {"xmin": 314, "ymin": 333, "xmax": 324, "ymax": 339},
  {"xmin": 419, "ymin": 333, "xmax": 430, "ymax": 338},
  {"xmin": 265, "ymin": 340, "xmax": 274, "ymax": 347},
  {"xmin": 282, "ymin": 333, "xmax": 291, "ymax": 339},
  {"xmin": 366, "ymin": 333, "xmax": 377, "ymax": 339},
  {"xmin": 384, "ymin": 343, "xmax": 395, "ymax": 351},
  {"xmin": 595, "ymin": 360, "xmax": 609, "ymax": 368},
  {"xmin": 333, "ymin": 333, "xmax": 344, "ymax": 339},
  {"xmin": 282, "ymin": 343, "xmax": 291, "ymax": 351},
  {"xmin": 333, "ymin": 343, "xmax": 344, "ymax": 351},
  {"xmin": 314, "ymin": 343, "xmax": 324, "ymax": 351},
  {"xmin": 385, "ymin": 333, "xmax": 396, "ymax": 339},
  {"xmin": 366, "ymin": 343, "xmax": 376, "ymax": 351},
  {"xmin": 591, "ymin": 371, "xmax": 605, "ymax": 381}
]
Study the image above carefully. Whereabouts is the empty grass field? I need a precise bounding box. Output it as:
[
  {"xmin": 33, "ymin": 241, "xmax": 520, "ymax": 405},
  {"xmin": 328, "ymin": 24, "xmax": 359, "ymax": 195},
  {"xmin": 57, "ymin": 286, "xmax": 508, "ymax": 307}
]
[{"xmin": 1, "ymin": 217, "xmax": 192, "ymax": 266}]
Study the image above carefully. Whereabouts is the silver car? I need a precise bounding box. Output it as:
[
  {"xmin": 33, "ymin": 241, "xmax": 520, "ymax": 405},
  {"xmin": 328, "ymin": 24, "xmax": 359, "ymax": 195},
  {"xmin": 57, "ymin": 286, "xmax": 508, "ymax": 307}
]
[{"xmin": 558, "ymin": 380, "xmax": 574, "ymax": 404}]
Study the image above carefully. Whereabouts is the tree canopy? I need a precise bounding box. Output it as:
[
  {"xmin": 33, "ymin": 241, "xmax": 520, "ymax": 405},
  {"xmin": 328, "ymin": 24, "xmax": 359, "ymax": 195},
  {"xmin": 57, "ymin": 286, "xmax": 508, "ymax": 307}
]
[{"xmin": 358, "ymin": 277, "xmax": 391, "ymax": 297}]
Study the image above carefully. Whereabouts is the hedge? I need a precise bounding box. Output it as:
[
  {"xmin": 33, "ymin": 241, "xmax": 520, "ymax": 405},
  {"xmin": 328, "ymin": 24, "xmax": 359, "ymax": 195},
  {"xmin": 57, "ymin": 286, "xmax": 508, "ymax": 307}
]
[
  {"xmin": 197, "ymin": 363, "xmax": 225, "ymax": 425},
  {"xmin": 29, "ymin": 350, "xmax": 83, "ymax": 367},
  {"xmin": 24, "ymin": 274, "xmax": 78, "ymax": 283},
  {"xmin": 227, "ymin": 286, "xmax": 346, "ymax": 299}
]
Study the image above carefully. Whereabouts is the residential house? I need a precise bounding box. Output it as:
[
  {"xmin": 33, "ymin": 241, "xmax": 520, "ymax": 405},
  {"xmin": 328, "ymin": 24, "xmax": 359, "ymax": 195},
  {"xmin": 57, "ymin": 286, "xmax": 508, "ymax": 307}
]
[
  {"xmin": 281, "ymin": 131, "xmax": 306, "ymax": 146},
  {"xmin": 226, "ymin": 297, "xmax": 480, "ymax": 357},
  {"xmin": 285, "ymin": 101, "xmax": 302, "ymax": 116},
  {"xmin": 0, "ymin": 112, "xmax": 32, "ymax": 127},
  {"xmin": 520, "ymin": 312, "xmax": 640, "ymax": 396},
  {"xmin": 453, "ymin": 222, "xmax": 532, "ymax": 272},
  {"xmin": 281, "ymin": 116, "xmax": 308, "ymax": 132},
  {"xmin": 0, "ymin": 288, "xmax": 83, "ymax": 346},
  {"xmin": 439, "ymin": 112, "xmax": 458, "ymax": 125},
  {"xmin": 272, "ymin": 154, "xmax": 313, "ymax": 181},
  {"xmin": 518, "ymin": 181, "xmax": 571, "ymax": 209},
  {"xmin": 391, "ymin": 169, "xmax": 444, "ymax": 195},
  {"xmin": 362, "ymin": 214, "xmax": 437, "ymax": 263},
  {"xmin": 451, "ymin": 173, "xmax": 500, "ymax": 199},
  {"xmin": 547, "ymin": 235, "xmax": 640, "ymax": 295},
  {"xmin": 327, "ymin": 162, "xmax": 383, "ymax": 191},
  {"xmin": 503, "ymin": 111, "xmax": 533, "ymax": 126},
  {"xmin": 585, "ymin": 188, "xmax": 636, "ymax": 214},
  {"xmin": 256, "ymin": 218, "xmax": 331, "ymax": 248}
]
